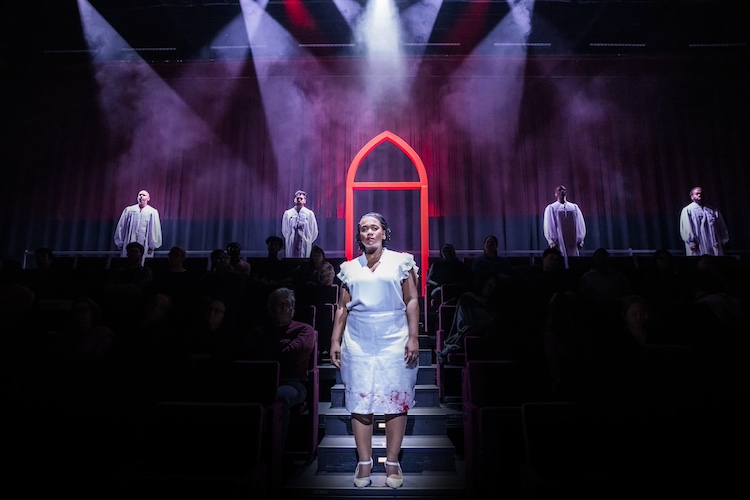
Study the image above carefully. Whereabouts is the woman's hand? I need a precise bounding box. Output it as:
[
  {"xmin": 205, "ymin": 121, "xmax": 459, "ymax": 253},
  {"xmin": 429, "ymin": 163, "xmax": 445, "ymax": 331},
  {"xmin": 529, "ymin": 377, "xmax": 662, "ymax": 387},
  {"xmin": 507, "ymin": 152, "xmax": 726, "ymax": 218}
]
[
  {"xmin": 404, "ymin": 337, "xmax": 419, "ymax": 365},
  {"xmin": 330, "ymin": 341, "xmax": 342, "ymax": 368}
]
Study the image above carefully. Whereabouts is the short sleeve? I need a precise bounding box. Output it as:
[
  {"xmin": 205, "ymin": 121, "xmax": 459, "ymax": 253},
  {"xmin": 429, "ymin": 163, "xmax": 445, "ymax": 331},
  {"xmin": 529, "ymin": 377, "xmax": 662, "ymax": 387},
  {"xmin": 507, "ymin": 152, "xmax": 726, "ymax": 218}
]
[
  {"xmin": 337, "ymin": 260, "xmax": 353, "ymax": 285},
  {"xmin": 397, "ymin": 252, "xmax": 419, "ymax": 281}
]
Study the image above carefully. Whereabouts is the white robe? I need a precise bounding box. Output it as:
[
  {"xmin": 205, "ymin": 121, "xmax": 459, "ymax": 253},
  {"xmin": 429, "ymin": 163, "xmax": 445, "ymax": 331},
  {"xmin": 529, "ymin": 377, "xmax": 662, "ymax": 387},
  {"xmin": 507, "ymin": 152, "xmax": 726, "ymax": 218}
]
[
  {"xmin": 543, "ymin": 201, "xmax": 586, "ymax": 267},
  {"xmin": 281, "ymin": 206, "xmax": 319, "ymax": 258},
  {"xmin": 113, "ymin": 204, "xmax": 163, "ymax": 258},
  {"xmin": 679, "ymin": 202, "xmax": 729, "ymax": 256}
]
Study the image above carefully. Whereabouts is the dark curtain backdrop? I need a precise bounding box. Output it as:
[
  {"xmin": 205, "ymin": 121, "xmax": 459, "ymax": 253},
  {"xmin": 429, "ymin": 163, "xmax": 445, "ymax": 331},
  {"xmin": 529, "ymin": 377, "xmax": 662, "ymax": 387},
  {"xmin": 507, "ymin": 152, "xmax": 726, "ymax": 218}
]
[{"xmin": 2, "ymin": 53, "xmax": 748, "ymax": 262}]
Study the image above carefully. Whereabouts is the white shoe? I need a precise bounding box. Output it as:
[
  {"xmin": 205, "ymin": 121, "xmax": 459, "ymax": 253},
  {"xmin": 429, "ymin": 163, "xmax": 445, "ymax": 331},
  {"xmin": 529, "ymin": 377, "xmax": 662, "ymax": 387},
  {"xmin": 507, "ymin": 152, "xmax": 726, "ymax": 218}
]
[
  {"xmin": 353, "ymin": 458, "xmax": 372, "ymax": 488},
  {"xmin": 385, "ymin": 460, "xmax": 403, "ymax": 489}
]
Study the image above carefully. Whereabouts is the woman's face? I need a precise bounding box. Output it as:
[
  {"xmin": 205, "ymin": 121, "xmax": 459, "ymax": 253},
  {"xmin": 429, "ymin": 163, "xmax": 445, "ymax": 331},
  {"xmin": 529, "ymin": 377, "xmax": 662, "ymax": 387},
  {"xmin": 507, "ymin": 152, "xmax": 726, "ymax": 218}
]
[
  {"xmin": 359, "ymin": 216, "xmax": 386, "ymax": 251},
  {"xmin": 441, "ymin": 245, "xmax": 456, "ymax": 261},
  {"xmin": 311, "ymin": 248, "xmax": 324, "ymax": 264},
  {"xmin": 625, "ymin": 301, "xmax": 648, "ymax": 328},
  {"xmin": 483, "ymin": 236, "xmax": 498, "ymax": 256}
]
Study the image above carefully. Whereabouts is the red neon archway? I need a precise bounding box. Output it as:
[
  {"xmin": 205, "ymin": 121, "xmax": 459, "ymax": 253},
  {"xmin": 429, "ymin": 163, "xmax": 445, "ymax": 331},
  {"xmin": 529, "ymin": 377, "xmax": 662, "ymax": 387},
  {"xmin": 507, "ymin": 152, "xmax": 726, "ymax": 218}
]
[{"xmin": 345, "ymin": 131, "xmax": 429, "ymax": 296}]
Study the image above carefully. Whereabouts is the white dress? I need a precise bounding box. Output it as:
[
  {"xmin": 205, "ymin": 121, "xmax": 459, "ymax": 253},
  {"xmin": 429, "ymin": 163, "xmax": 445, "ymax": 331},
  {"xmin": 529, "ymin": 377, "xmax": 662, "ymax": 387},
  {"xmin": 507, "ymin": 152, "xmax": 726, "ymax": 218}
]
[{"xmin": 337, "ymin": 248, "xmax": 419, "ymax": 415}]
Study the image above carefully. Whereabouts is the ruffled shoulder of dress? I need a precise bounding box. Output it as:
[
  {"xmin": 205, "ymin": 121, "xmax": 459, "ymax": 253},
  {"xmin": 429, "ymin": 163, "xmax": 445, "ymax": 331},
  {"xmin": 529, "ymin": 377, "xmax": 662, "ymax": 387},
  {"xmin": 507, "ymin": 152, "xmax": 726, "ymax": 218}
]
[
  {"xmin": 391, "ymin": 250, "xmax": 419, "ymax": 281},
  {"xmin": 337, "ymin": 258, "xmax": 360, "ymax": 284}
]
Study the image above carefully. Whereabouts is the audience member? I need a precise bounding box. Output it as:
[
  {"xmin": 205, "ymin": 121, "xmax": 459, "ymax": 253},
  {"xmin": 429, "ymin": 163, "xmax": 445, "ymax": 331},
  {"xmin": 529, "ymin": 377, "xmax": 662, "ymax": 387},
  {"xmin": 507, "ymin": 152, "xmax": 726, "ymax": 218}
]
[
  {"xmin": 0, "ymin": 259, "xmax": 35, "ymax": 324},
  {"xmin": 21, "ymin": 247, "xmax": 74, "ymax": 301},
  {"xmin": 101, "ymin": 242, "xmax": 154, "ymax": 325},
  {"xmin": 243, "ymin": 287, "xmax": 316, "ymax": 451},
  {"xmin": 522, "ymin": 247, "xmax": 575, "ymax": 310},
  {"xmin": 0, "ymin": 258, "xmax": 36, "ymax": 359},
  {"xmin": 106, "ymin": 242, "xmax": 154, "ymax": 294},
  {"xmin": 685, "ymin": 254, "xmax": 748, "ymax": 332},
  {"xmin": 149, "ymin": 246, "xmax": 200, "ymax": 327},
  {"xmin": 180, "ymin": 297, "xmax": 244, "ymax": 362},
  {"xmin": 290, "ymin": 244, "xmax": 338, "ymax": 320},
  {"xmin": 46, "ymin": 297, "xmax": 115, "ymax": 361},
  {"xmin": 578, "ymin": 247, "xmax": 632, "ymax": 321},
  {"xmin": 196, "ymin": 249, "xmax": 246, "ymax": 312},
  {"xmin": 470, "ymin": 235, "xmax": 517, "ymax": 294},
  {"xmin": 226, "ymin": 241, "xmax": 252, "ymax": 276},
  {"xmin": 310, "ymin": 246, "xmax": 335, "ymax": 286},
  {"xmin": 33, "ymin": 247, "xmax": 55, "ymax": 272},
  {"xmin": 637, "ymin": 248, "xmax": 691, "ymax": 340},
  {"xmin": 437, "ymin": 273, "xmax": 504, "ymax": 365},
  {"xmin": 619, "ymin": 294, "xmax": 651, "ymax": 347},
  {"xmin": 426, "ymin": 243, "xmax": 471, "ymax": 307},
  {"xmin": 113, "ymin": 292, "xmax": 177, "ymax": 364},
  {"xmin": 247, "ymin": 236, "xmax": 289, "ymax": 293}
]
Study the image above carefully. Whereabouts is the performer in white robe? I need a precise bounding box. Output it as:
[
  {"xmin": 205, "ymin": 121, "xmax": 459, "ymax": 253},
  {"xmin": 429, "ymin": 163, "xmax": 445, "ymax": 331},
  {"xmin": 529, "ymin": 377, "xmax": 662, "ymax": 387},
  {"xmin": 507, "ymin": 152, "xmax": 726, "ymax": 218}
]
[
  {"xmin": 114, "ymin": 189, "xmax": 163, "ymax": 263},
  {"xmin": 680, "ymin": 186, "xmax": 729, "ymax": 256},
  {"xmin": 543, "ymin": 185, "xmax": 586, "ymax": 268},
  {"xmin": 281, "ymin": 190, "xmax": 319, "ymax": 258}
]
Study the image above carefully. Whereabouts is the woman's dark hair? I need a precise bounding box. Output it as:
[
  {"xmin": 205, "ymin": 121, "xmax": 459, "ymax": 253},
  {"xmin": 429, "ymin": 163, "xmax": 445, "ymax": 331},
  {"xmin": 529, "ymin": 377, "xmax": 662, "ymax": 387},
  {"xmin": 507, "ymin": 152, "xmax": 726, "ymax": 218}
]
[
  {"xmin": 440, "ymin": 243, "xmax": 456, "ymax": 259},
  {"xmin": 356, "ymin": 212, "xmax": 391, "ymax": 251},
  {"xmin": 311, "ymin": 245, "xmax": 326, "ymax": 258}
]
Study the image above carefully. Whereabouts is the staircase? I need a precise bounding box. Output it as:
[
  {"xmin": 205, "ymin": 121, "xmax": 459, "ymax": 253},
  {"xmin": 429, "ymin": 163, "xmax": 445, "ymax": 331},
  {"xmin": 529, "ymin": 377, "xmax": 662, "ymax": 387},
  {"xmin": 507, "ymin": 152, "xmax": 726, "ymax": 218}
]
[{"xmin": 282, "ymin": 335, "xmax": 466, "ymax": 499}]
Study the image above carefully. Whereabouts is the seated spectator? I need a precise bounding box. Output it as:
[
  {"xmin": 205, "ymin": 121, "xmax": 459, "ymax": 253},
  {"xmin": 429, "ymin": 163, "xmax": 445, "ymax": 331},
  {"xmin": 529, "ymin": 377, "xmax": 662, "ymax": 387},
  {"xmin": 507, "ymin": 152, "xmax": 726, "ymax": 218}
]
[
  {"xmin": 292, "ymin": 245, "xmax": 335, "ymax": 288},
  {"xmin": 522, "ymin": 247, "xmax": 575, "ymax": 308},
  {"xmin": 578, "ymin": 247, "xmax": 632, "ymax": 322},
  {"xmin": 180, "ymin": 297, "xmax": 245, "ymax": 363},
  {"xmin": 105, "ymin": 242, "xmax": 154, "ymax": 295},
  {"xmin": 686, "ymin": 254, "xmax": 748, "ymax": 332},
  {"xmin": 252, "ymin": 236, "xmax": 292, "ymax": 286},
  {"xmin": 113, "ymin": 292, "xmax": 177, "ymax": 364},
  {"xmin": 101, "ymin": 241, "xmax": 154, "ymax": 325},
  {"xmin": 620, "ymin": 294, "xmax": 668, "ymax": 347},
  {"xmin": 196, "ymin": 249, "xmax": 246, "ymax": 312},
  {"xmin": 470, "ymin": 235, "xmax": 517, "ymax": 294},
  {"xmin": 226, "ymin": 241, "xmax": 252, "ymax": 276},
  {"xmin": 47, "ymin": 296, "xmax": 115, "ymax": 361},
  {"xmin": 292, "ymin": 246, "xmax": 337, "ymax": 314},
  {"xmin": 637, "ymin": 248, "xmax": 691, "ymax": 339},
  {"xmin": 150, "ymin": 246, "xmax": 200, "ymax": 328},
  {"xmin": 242, "ymin": 287, "xmax": 315, "ymax": 451},
  {"xmin": 426, "ymin": 243, "xmax": 471, "ymax": 307},
  {"xmin": 0, "ymin": 257, "xmax": 36, "ymax": 346},
  {"xmin": 437, "ymin": 273, "xmax": 505, "ymax": 365},
  {"xmin": 22, "ymin": 247, "xmax": 75, "ymax": 301}
]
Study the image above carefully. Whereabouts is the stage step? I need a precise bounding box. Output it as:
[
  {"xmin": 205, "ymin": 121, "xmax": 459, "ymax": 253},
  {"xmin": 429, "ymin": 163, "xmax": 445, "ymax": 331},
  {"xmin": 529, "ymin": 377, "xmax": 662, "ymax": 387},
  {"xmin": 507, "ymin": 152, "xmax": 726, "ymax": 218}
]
[
  {"xmin": 292, "ymin": 336, "xmax": 464, "ymax": 499},
  {"xmin": 282, "ymin": 457, "xmax": 465, "ymax": 499},
  {"xmin": 315, "ymin": 434, "xmax": 458, "ymax": 473}
]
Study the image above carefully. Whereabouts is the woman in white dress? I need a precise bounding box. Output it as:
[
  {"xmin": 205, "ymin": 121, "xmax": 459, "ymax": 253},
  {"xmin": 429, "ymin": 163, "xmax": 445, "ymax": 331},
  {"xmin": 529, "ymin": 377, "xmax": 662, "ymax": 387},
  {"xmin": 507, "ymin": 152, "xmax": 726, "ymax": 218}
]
[{"xmin": 330, "ymin": 212, "xmax": 420, "ymax": 489}]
